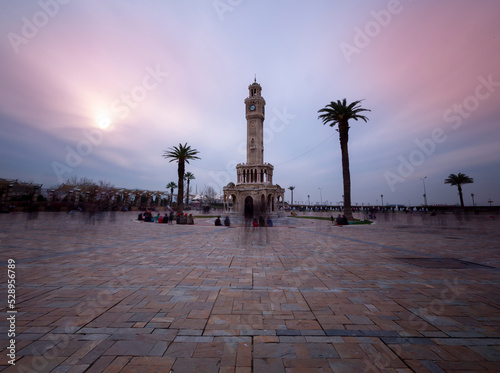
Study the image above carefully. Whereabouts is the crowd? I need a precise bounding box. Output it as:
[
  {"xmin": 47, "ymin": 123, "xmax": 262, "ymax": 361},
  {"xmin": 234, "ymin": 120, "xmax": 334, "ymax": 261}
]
[{"xmin": 137, "ymin": 210, "xmax": 195, "ymax": 224}]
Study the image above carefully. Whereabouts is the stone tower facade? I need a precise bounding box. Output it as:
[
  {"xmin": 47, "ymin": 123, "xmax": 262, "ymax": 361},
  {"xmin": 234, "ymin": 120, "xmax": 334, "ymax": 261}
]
[{"xmin": 223, "ymin": 80, "xmax": 285, "ymax": 218}]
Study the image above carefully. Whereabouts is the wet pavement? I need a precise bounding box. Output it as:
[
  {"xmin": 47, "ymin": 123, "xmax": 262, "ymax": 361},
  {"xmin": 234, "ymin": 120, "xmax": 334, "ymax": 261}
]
[{"xmin": 1, "ymin": 210, "xmax": 499, "ymax": 372}]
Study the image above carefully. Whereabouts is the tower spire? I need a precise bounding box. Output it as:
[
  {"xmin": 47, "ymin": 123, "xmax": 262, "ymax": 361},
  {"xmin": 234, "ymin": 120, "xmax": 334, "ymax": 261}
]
[{"xmin": 254, "ymin": 74, "xmax": 256, "ymax": 83}]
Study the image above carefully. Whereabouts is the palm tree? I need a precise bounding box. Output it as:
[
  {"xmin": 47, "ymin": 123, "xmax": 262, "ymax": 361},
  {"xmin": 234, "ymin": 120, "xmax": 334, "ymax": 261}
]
[
  {"xmin": 288, "ymin": 186, "xmax": 295, "ymax": 206},
  {"xmin": 444, "ymin": 173, "xmax": 474, "ymax": 208},
  {"xmin": 162, "ymin": 143, "xmax": 200, "ymax": 213},
  {"xmin": 318, "ymin": 99, "xmax": 370, "ymax": 220},
  {"xmin": 184, "ymin": 172, "xmax": 195, "ymax": 207},
  {"xmin": 166, "ymin": 181, "xmax": 177, "ymax": 207}
]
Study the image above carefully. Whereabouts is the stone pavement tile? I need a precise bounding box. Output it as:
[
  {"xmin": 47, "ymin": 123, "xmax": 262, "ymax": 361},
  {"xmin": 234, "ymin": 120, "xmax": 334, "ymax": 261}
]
[
  {"xmin": 285, "ymin": 319, "xmax": 322, "ymax": 330},
  {"xmin": 164, "ymin": 341, "xmax": 197, "ymax": 357},
  {"xmin": 332, "ymin": 343, "xmax": 369, "ymax": 359},
  {"xmin": 148, "ymin": 341, "xmax": 170, "ymax": 356},
  {"xmin": 279, "ymin": 336, "xmax": 307, "ymax": 343},
  {"xmin": 171, "ymin": 357, "xmax": 221, "ymax": 373},
  {"xmin": 127, "ymin": 356, "xmax": 175, "ymax": 368},
  {"xmin": 253, "ymin": 358, "xmax": 285, "ymax": 373},
  {"xmin": 307, "ymin": 343, "xmax": 340, "ymax": 359},
  {"xmin": 469, "ymin": 345, "xmax": 500, "ymax": 361},
  {"xmin": 253, "ymin": 343, "xmax": 295, "ymax": 359},
  {"xmin": 254, "ymin": 335, "xmax": 280, "ymax": 343},
  {"xmin": 84, "ymin": 355, "xmax": 115, "ymax": 373},
  {"xmin": 362, "ymin": 342, "xmax": 408, "ymax": 370},
  {"xmin": 103, "ymin": 340, "xmax": 155, "ymax": 356},
  {"xmin": 439, "ymin": 345, "xmax": 484, "ymax": 361},
  {"xmin": 66, "ymin": 364, "xmax": 91, "ymax": 372},
  {"xmin": 192, "ymin": 342, "xmax": 226, "ymax": 358},
  {"xmin": 219, "ymin": 342, "xmax": 238, "ymax": 369},
  {"xmin": 70, "ymin": 340, "xmax": 114, "ymax": 365},
  {"xmin": 435, "ymin": 360, "xmax": 491, "ymax": 372},
  {"xmin": 236, "ymin": 341, "xmax": 252, "ymax": 367},
  {"xmin": 234, "ymin": 368, "xmax": 251, "ymax": 373},
  {"xmin": 327, "ymin": 358, "xmax": 373, "ymax": 373},
  {"xmin": 101, "ymin": 356, "xmax": 131, "ymax": 373},
  {"xmin": 389, "ymin": 343, "xmax": 442, "ymax": 361},
  {"xmin": 16, "ymin": 339, "xmax": 62, "ymax": 356},
  {"xmin": 283, "ymin": 358, "xmax": 333, "ymax": 372},
  {"xmin": 1, "ymin": 356, "xmax": 67, "ymax": 373},
  {"xmin": 206, "ymin": 314, "xmax": 242, "ymax": 330}
]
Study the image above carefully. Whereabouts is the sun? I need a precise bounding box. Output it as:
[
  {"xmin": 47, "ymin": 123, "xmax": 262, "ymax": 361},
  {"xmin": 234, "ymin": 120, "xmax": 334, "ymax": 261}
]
[{"xmin": 96, "ymin": 115, "xmax": 112, "ymax": 130}]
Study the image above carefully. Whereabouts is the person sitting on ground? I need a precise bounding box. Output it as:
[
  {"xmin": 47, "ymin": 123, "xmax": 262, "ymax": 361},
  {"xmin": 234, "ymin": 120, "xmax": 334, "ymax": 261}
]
[
  {"xmin": 266, "ymin": 217, "xmax": 273, "ymax": 227},
  {"xmin": 138, "ymin": 213, "xmax": 143, "ymax": 221},
  {"xmin": 336, "ymin": 214, "xmax": 343, "ymax": 225},
  {"xmin": 224, "ymin": 216, "xmax": 230, "ymax": 226},
  {"xmin": 341, "ymin": 215, "xmax": 348, "ymax": 225},
  {"xmin": 187, "ymin": 214, "xmax": 194, "ymax": 225},
  {"xmin": 215, "ymin": 216, "xmax": 222, "ymax": 226},
  {"xmin": 252, "ymin": 218, "xmax": 259, "ymax": 227},
  {"xmin": 180, "ymin": 213, "xmax": 188, "ymax": 224}
]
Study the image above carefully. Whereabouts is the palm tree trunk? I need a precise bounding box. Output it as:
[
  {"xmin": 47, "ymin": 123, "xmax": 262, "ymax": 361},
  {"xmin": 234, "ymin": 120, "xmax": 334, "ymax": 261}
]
[
  {"xmin": 185, "ymin": 180, "xmax": 190, "ymax": 207},
  {"xmin": 458, "ymin": 185, "xmax": 464, "ymax": 208},
  {"xmin": 177, "ymin": 161, "xmax": 185, "ymax": 212},
  {"xmin": 339, "ymin": 123, "xmax": 353, "ymax": 220}
]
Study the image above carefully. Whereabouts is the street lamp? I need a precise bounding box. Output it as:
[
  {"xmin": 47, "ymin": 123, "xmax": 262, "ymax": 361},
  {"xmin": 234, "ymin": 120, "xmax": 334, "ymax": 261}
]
[
  {"xmin": 381, "ymin": 194, "xmax": 384, "ymax": 207},
  {"xmin": 420, "ymin": 176, "xmax": 428, "ymax": 207},
  {"xmin": 318, "ymin": 188, "xmax": 323, "ymax": 205},
  {"xmin": 471, "ymin": 193, "xmax": 475, "ymax": 207},
  {"xmin": 307, "ymin": 195, "xmax": 310, "ymax": 206}
]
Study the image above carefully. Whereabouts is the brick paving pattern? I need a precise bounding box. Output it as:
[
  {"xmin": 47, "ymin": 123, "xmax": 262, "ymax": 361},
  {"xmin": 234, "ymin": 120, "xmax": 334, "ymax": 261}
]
[{"xmin": 1, "ymin": 211, "xmax": 499, "ymax": 372}]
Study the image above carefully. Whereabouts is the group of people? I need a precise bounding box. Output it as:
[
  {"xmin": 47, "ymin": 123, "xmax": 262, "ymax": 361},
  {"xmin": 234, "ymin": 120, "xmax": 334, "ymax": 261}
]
[
  {"xmin": 138, "ymin": 211, "xmax": 195, "ymax": 224},
  {"xmin": 214, "ymin": 216, "xmax": 231, "ymax": 226},
  {"xmin": 214, "ymin": 215, "xmax": 274, "ymax": 227},
  {"xmin": 331, "ymin": 214, "xmax": 349, "ymax": 225},
  {"xmin": 251, "ymin": 216, "xmax": 273, "ymax": 227}
]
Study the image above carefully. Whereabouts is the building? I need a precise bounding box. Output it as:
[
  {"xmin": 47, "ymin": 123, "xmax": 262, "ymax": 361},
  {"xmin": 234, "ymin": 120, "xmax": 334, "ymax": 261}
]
[{"xmin": 223, "ymin": 80, "xmax": 285, "ymax": 218}]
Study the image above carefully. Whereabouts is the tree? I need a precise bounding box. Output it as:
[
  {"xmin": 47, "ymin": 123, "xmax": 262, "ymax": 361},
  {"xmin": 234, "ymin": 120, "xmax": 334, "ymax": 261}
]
[
  {"xmin": 444, "ymin": 173, "xmax": 474, "ymax": 208},
  {"xmin": 318, "ymin": 99, "xmax": 370, "ymax": 220},
  {"xmin": 288, "ymin": 186, "xmax": 295, "ymax": 206},
  {"xmin": 166, "ymin": 181, "xmax": 177, "ymax": 207},
  {"xmin": 162, "ymin": 143, "xmax": 200, "ymax": 213},
  {"xmin": 202, "ymin": 185, "xmax": 217, "ymax": 204},
  {"xmin": 184, "ymin": 172, "xmax": 195, "ymax": 207}
]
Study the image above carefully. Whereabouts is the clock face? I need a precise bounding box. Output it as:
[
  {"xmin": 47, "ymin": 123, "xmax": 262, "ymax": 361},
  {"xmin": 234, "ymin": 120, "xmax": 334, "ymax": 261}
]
[{"xmin": 250, "ymin": 105, "xmax": 256, "ymax": 111}]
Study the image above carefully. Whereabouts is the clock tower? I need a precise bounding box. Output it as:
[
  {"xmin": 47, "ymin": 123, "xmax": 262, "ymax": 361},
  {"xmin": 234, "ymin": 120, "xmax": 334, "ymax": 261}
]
[
  {"xmin": 223, "ymin": 79, "xmax": 285, "ymax": 218},
  {"xmin": 244, "ymin": 80, "xmax": 265, "ymax": 165}
]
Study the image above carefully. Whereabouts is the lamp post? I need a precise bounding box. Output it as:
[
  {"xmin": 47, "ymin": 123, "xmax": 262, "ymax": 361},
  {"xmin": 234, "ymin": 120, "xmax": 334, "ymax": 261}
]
[
  {"xmin": 471, "ymin": 193, "xmax": 475, "ymax": 207},
  {"xmin": 420, "ymin": 176, "xmax": 428, "ymax": 207},
  {"xmin": 318, "ymin": 188, "xmax": 322, "ymax": 205},
  {"xmin": 307, "ymin": 195, "xmax": 310, "ymax": 206},
  {"xmin": 381, "ymin": 194, "xmax": 384, "ymax": 207}
]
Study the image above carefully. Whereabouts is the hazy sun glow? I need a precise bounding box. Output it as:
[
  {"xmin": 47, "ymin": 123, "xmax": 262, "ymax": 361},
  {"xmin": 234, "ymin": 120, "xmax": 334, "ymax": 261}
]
[{"xmin": 96, "ymin": 115, "xmax": 112, "ymax": 130}]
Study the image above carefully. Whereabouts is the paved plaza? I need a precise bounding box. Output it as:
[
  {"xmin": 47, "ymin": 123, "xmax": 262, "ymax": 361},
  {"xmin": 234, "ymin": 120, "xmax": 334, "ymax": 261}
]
[{"xmin": 1, "ymin": 211, "xmax": 500, "ymax": 372}]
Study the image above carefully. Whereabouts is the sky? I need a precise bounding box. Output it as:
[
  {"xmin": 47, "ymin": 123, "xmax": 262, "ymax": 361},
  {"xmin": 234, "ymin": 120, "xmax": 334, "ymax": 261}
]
[{"xmin": 0, "ymin": 0, "xmax": 499, "ymax": 207}]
